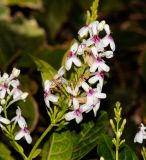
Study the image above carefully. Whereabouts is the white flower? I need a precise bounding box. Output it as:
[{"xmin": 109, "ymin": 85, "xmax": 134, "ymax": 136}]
[
  {"xmin": 65, "ymin": 42, "xmax": 81, "ymax": 70},
  {"xmin": 134, "ymin": 123, "xmax": 146, "ymax": 144},
  {"xmin": 65, "ymin": 98, "xmax": 89, "ymax": 123},
  {"xmin": 15, "ymin": 127, "xmax": 32, "ymax": 144},
  {"xmin": 44, "ymin": 80, "xmax": 58, "ymax": 108},
  {"xmin": 81, "ymin": 82, "xmax": 106, "ymax": 106},
  {"xmin": 102, "ymin": 34, "xmax": 115, "ymax": 51},
  {"xmin": 53, "ymin": 66, "xmax": 66, "ymax": 84},
  {"xmin": 88, "ymin": 69, "xmax": 104, "ymax": 88},
  {"xmin": 11, "ymin": 107, "xmax": 27, "ymax": 128},
  {"xmin": 90, "ymin": 56, "xmax": 110, "ymax": 73}
]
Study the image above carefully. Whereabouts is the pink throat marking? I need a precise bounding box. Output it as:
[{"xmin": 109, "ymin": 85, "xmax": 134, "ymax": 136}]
[
  {"xmin": 44, "ymin": 91, "xmax": 49, "ymax": 98},
  {"xmin": 88, "ymin": 89, "xmax": 94, "ymax": 95},
  {"xmin": 23, "ymin": 127, "xmax": 29, "ymax": 133},
  {"xmin": 68, "ymin": 51, "xmax": 74, "ymax": 58},
  {"xmin": 92, "ymin": 35, "xmax": 100, "ymax": 44},
  {"xmin": 96, "ymin": 57, "xmax": 102, "ymax": 62},
  {"xmin": 98, "ymin": 71, "xmax": 104, "ymax": 78},
  {"xmin": 75, "ymin": 108, "xmax": 82, "ymax": 116}
]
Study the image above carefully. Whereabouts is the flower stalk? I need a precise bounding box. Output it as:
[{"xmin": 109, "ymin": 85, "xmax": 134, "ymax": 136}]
[{"xmin": 110, "ymin": 102, "xmax": 126, "ymax": 160}]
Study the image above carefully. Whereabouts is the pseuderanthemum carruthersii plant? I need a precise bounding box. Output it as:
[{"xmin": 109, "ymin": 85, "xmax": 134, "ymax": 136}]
[{"xmin": 0, "ymin": 0, "xmax": 145, "ymax": 160}]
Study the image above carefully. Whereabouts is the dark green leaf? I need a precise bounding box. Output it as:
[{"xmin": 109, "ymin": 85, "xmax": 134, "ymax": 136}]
[
  {"xmin": 41, "ymin": 131, "xmax": 73, "ymax": 160},
  {"xmin": 71, "ymin": 111, "xmax": 108, "ymax": 160},
  {"xmin": 97, "ymin": 134, "xmax": 115, "ymax": 160},
  {"xmin": 119, "ymin": 144, "xmax": 138, "ymax": 160}
]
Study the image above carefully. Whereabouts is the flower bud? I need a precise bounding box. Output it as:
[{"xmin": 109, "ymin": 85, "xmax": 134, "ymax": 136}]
[
  {"xmin": 98, "ymin": 20, "xmax": 106, "ymax": 31},
  {"xmin": 21, "ymin": 92, "xmax": 28, "ymax": 100},
  {"xmin": 1, "ymin": 99, "xmax": 6, "ymax": 105},
  {"xmin": 11, "ymin": 68, "xmax": 20, "ymax": 78}
]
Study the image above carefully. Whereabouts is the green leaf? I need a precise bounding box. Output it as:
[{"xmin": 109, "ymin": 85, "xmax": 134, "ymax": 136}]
[
  {"xmin": 0, "ymin": 142, "xmax": 14, "ymax": 160},
  {"xmin": 32, "ymin": 149, "xmax": 42, "ymax": 159},
  {"xmin": 31, "ymin": 56, "xmax": 57, "ymax": 83},
  {"xmin": 41, "ymin": 131, "xmax": 73, "ymax": 160},
  {"xmin": 97, "ymin": 134, "xmax": 115, "ymax": 160},
  {"xmin": 71, "ymin": 111, "xmax": 108, "ymax": 160},
  {"xmin": 119, "ymin": 145, "xmax": 138, "ymax": 160}
]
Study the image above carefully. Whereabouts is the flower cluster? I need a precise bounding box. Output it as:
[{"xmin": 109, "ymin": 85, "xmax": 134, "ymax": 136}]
[
  {"xmin": 0, "ymin": 68, "xmax": 28, "ymax": 104},
  {"xmin": 44, "ymin": 20, "xmax": 115, "ymax": 124},
  {"xmin": 134, "ymin": 123, "xmax": 146, "ymax": 144},
  {"xmin": 0, "ymin": 68, "xmax": 31, "ymax": 144}
]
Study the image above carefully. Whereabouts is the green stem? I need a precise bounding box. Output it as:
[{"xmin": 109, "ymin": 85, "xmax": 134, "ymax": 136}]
[
  {"xmin": 11, "ymin": 140, "xmax": 28, "ymax": 160},
  {"xmin": 28, "ymin": 123, "xmax": 54, "ymax": 160}
]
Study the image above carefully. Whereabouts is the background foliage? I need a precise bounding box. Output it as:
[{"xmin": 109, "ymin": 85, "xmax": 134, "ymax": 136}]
[{"xmin": 0, "ymin": 0, "xmax": 146, "ymax": 159}]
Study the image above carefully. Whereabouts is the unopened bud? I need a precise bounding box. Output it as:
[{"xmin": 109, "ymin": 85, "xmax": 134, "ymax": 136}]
[
  {"xmin": 21, "ymin": 92, "xmax": 28, "ymax": 100},
  {"xmin": 117, "ymin": 131, "xmax": 122, "ymax": 138},
  {"xmin": 1, "ymin": 99, "xmax": 6, "ymax": 105},
  {"xmin": 12, "ymin": 68, "xmax": 20, "ymax": 78},
  {"xmin": 100, "ymin": 157, "xmax": 105, "ymax": 160}
]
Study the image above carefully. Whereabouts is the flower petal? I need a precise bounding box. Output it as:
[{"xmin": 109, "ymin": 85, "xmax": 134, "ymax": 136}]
[
  {"xmin": 73, "ymin": 98, "xmax": 79, "ymax": 110},
  {"xmin": 75, "ymin": 114, "xmax": 83, "ymax": 124},
  {"xmin": 88, "ymin": 75, "xmax": 99, "ymax": 84},
  {"xmin": 72, "ymin": 57, "xmax": 81, "ymax": 67},
  {"xmin": 0, "ymin": 116, "xmax": 10, "ymax": 124},
  {"xmin": 70, "ymin": 42, "xmax": 78, "ymax": 53},
  {"xmin": 90, "ymin": 62, "xmax": 98, "ymax": 73},
  {"xmin": 15, "ymin": 130, "xmax": 25, "ymax": 140},
  {"xmin": 25, "ymin": 133, "xmax": 32, "ymax": 144},
  {"xmin": 65, "ymin": 111, "xmax": 75, "ymax": 121},
  {"xmin": 66, "ymin": 58, "xmax": 73, "ymax": 71},
  {"xmin": 81, "ymin": 81, "xmax": 89, "ymax": 92},
  {"xmin": 48, "ymin": 94, "xmax": 58, "ymax": 103},
  {"xmin": 78, "ymin": 26, "xmax": 89, "ymax": 38}
]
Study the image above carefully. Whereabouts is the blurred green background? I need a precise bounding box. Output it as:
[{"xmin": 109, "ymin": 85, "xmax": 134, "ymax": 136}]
[{"xmin": 0, "ymin": 0, "xmax": 146, "ymax": 159}]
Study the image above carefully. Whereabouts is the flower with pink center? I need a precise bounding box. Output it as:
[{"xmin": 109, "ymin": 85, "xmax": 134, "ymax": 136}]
[
  {"xmin": 15, "ymin": 127, "xmax": 32, "ymax": 144},
  {"xmin": 81, "ymin": 82, "xmax": 106, "ymax": 106},
  {"xmin": 102, "ymin": 34, "xmax": 115, "ymax": 51},
  {"xmin": 11, "ymin": 107, "xmax": 27, "ymax": 128},
  {"xmin": 89, "ymin": 56, "xmax": 110, "ymax": 73},
  {"xmin": 83, "ymin": 84, "xmax": 106, "ymax": 116},
  {"xmin": 65, "ymin": 42, "xmax": 81, "ymax": 71},
  {"xmin": 134, "ymin": 123, "xmax": 146, "ymax": 144},
  {"xmin": 65, "ymin": 98, "xmax": 89, "ymax": 124},
  {"xmin": 44, "ymin": 80, "xmax": 58, "ymax": 108},
  {"xmin": 88, "ymin": 70, "xmax": 104, "ymax": 88}
]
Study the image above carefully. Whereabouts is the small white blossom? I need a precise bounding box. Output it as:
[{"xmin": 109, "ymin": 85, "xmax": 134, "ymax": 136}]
[
  {"xmin": 44, "ymin": 80, "xmax": 58, "ymax": 108},
  {"xmin": 15, "ymin": 127, "xmax": 32, "ymax": 144},
  {"xmin": 102, "ymin": 34, "xmax": 115, "ymax": 51},
  {"xmin": 88, "ymin": 69, "xmax": 104, "ymax": 88},
  {"xmin": 90, "ymin": 56, "xmax": 110, "ymax": 73},
  {"xmin": 81, "ymin": 82, "xmax": 106, "ymax": 106},
  {"xmin": 65, "ymin": 98, "xmax": 89, "ymax": 123},
  {"xmin": 134, "ymin": 123, "xmax": 146, "ymax": 144},
  {"xmin": 11, "ymin": 107, "xmax": 27, "ymax": 128},
  {"xmin": 65, "ymin": 42, "xmax": 81, "ymax": 70}
]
